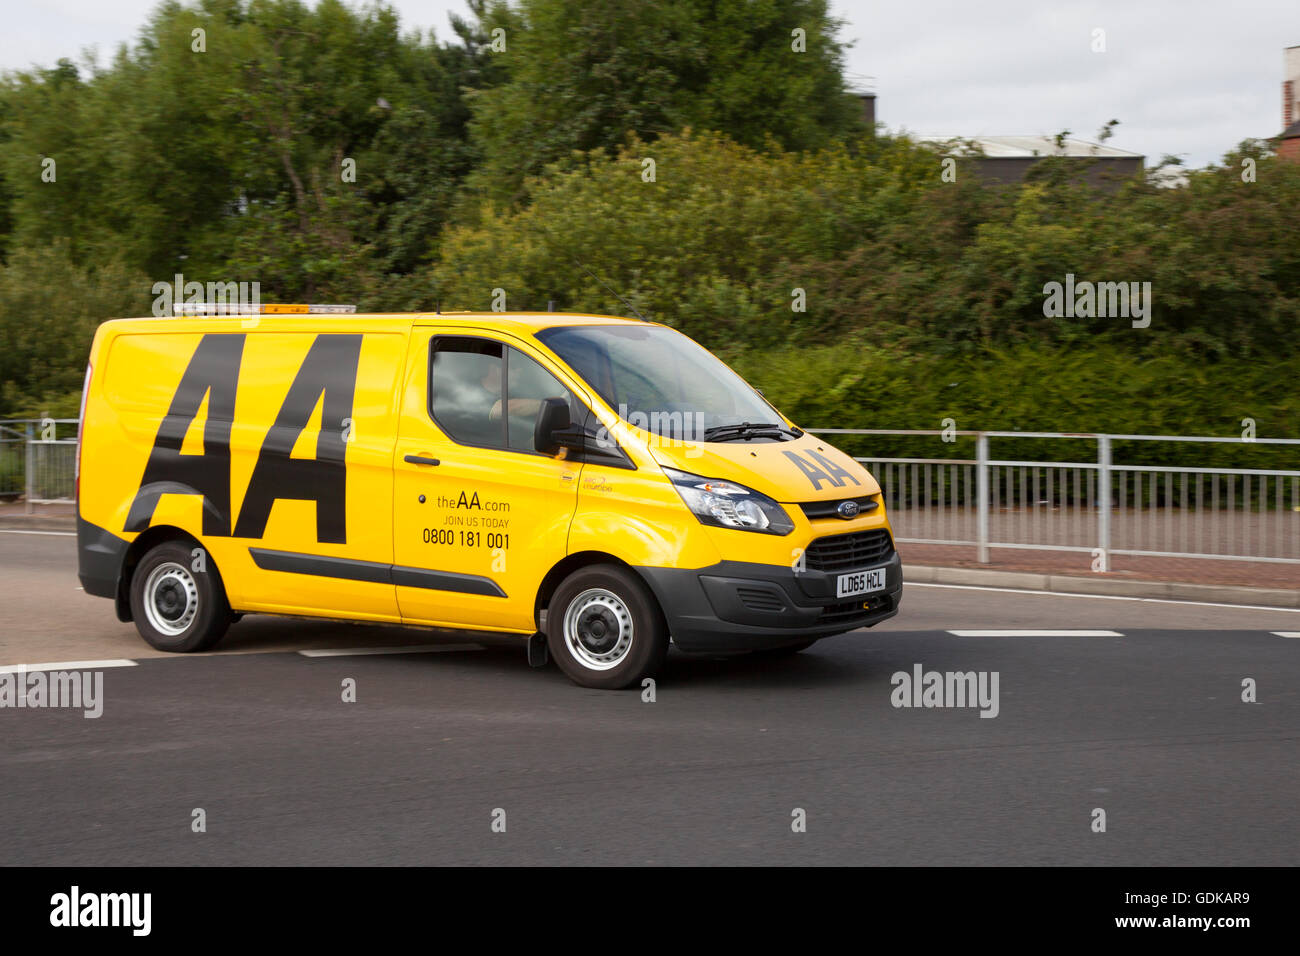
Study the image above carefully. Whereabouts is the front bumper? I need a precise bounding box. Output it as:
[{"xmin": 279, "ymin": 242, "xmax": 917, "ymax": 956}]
[{"xmin": 636, "ymin": 550, "xmax": 903, "ymax": 653}]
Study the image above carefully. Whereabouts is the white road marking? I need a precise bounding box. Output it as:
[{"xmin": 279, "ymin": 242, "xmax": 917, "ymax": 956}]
[
  {"xmin": 906, "ymin": 581, "xmax": 1300, "ymax": 614},
  {"xmin": 0, "ymin": 529, "xmax": 75, "ymax": 536},
  {"xmin": 298, "ymin": 644, "xmax": 484, "ymax": 658},
  {"xmin": 1271, "ymin": 632, "xmax": 1300, "ymax": 638},
  {"xmin": 0, "ymin": 659, "xmax": 138, "ymax": 674},
  {"xmin": 948, "ymin": 629, "xmax": 1123, "ymax": 638}
]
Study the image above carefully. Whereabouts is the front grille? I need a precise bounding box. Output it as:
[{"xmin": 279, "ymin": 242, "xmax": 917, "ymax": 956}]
[
  {"xmin": 804, "ymin": 529, "xmax": 894, "ymax": 573},
  {"xmin": 820, "ymin": 593, "xmax": 893, "ymax": 624},
  {"xmin": 736, "ymin": 586, "xmax": 786, "ymax": 612},
  {"xmin": 799, "ymin": 495, "xmax": 879, "ymax": 520}
]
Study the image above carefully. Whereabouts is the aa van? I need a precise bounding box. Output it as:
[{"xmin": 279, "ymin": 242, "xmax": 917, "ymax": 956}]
[{"xmin": 77, "ymin": 306, "xmax": 902, "ymax": 688}]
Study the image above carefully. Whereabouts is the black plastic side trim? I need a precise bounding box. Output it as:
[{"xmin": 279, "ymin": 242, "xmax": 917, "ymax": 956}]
[
  {"xmin": 250, "ymin": 548, "xmax": 390, "ymax": 584},
  {"xmin": 390, "ymin": 565, "xmax": 505, "ymax": 597},
  {"xmin": 248, "ymin": 547, "xmax": 506, "ymax": 598}
]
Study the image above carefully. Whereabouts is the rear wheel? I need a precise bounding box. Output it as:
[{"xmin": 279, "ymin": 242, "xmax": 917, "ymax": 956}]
[
  {"xmin": 546, "ymin": 565, "xmax": 668, "ymax": 689},
  {"xmin": 129, "ymin": 541, "xmax": 232, "ymax": 652}
]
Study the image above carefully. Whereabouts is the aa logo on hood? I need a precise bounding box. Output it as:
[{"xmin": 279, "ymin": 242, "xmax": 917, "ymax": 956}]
[{"xmin": 782, "ymin": 449, "xmax": 863, "ymax": 491}]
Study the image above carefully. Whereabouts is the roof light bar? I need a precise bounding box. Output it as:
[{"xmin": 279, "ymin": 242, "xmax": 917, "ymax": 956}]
[{"xmin": 172, "ymin": 303, "xmax": 357, "ymax": 316}]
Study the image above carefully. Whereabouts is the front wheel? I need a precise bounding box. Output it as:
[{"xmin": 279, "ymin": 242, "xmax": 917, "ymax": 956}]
[
  {"xmin": 546, "ymin": 565, "xmax": 669, "ymax": 689},
  {"xmin": 129, "ymin": 541, "xmax": 232, "ymax": 652}
]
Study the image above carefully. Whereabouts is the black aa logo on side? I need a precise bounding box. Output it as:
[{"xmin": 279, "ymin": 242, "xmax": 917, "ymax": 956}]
[
  {"xmin": 125, "ymin": 334, "xmax": 245, "ymax": 536},
  {"xmin": 233, "ymin": 334, "xmax": 363, "ymax": 543}
]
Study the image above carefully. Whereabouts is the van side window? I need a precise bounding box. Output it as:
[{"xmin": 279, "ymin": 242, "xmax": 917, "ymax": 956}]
[
  {"xmin": 430, "ymin": 338, "xmax": 580, "ymax": 454},
  {"xmin": 430, "ymin": 338, "xmax": 507, "ymax": 447},
  {"xmin": 502, "ymin": 348, "xmax": 581, "ymax": 452}
]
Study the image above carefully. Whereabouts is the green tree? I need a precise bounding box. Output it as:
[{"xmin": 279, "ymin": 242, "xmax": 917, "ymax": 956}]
[
  {"xmin": 465, "ymin": 0, "xmax": 861, "ymax": 202},
  {"xmin": 0, "ymin": 242, "xmax": 151, "ymax": 414},
  {"xmin": 0, "ymin": 0, "xmax": 488, "ymax": 301},
  {"xmin": 433, "ymin": 130, "xmax": 937, "ymax": 347}
]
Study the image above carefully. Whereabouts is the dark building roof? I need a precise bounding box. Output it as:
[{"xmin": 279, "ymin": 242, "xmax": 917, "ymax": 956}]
[
  {"xmin": 916, "ymin": 134, "xmax": 1142, "ymax": 158},
  {"xmin": 1281, "ymin": 119, "xmax": 1300, "ymax": 140}
]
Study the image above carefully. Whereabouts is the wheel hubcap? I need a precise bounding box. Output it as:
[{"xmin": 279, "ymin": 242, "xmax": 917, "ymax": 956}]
[
  {"xmin": 143, "ymin": 562, "xmax": 199, "ymax": 637},
  {"xmin": 563, "ymin": 589, "xmax": 633, "ymax": 670}
]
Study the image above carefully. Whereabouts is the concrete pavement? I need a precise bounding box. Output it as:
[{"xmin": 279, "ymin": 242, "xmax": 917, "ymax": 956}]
[{"xmin": 1, "ymin": 532, "xmax": 1298, "ymax": 865}]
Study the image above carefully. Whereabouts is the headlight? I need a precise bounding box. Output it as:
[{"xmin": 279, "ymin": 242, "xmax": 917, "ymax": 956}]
[{"xmin": 663, "ymin": 468, "xmax": 794, "ymax": 535}]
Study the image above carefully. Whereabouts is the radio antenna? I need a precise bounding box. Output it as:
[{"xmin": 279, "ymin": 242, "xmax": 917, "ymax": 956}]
[{"xmin": 573, "ymin": 259, "xmax": 649, "ymax": 322}]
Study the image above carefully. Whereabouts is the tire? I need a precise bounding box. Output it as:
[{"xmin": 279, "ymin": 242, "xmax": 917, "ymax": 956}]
[
  {"xmin": 754, "ymin": 639, "xmax": 817, "ymax": 657},
  {"xmin": 128, "ymin": 540, "xmax": 232, "ymax": 652},
  {"xmin": 546, "ymin": 564, "xmax": 669, "ymax": 689}
]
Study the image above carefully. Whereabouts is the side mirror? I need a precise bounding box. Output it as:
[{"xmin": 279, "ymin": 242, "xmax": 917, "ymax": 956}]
[{"xmin": 534, "ymin": 397, "xmax": 572, "ymax": 455}]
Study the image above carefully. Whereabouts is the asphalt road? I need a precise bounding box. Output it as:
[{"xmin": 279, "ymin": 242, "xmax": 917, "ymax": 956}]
[{"xmin": 2, "ymin": 531, "xmax": 1298, "ymax": 865}]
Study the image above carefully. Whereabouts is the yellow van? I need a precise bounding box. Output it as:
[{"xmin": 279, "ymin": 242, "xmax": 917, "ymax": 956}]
[{"xmin": 76, "ymin": 308, "xmax": 902, "ymax": 688}]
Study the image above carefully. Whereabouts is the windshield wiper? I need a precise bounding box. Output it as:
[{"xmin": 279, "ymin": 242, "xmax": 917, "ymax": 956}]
[{"xmin": 703, "ymin": 421, "xmax": 803, "ymax": 442}]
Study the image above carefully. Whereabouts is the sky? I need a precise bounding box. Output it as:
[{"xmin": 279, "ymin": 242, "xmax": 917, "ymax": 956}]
[{"xmin": 1, "ymin": 0, "xmax": 1295, "ymax": 168}]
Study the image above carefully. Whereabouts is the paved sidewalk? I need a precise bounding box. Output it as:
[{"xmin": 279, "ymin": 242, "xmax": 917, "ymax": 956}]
[
  {"xmin": 0, "ymin": 501, "xmax": 76, "ymax": 531},
  {"xmin": 4, "ymin": 501, "xmax": 1296, "ymax": 608},
  {"xmin": 900, "ymin": 542, "xmax": 1299, "ymax": 591}
]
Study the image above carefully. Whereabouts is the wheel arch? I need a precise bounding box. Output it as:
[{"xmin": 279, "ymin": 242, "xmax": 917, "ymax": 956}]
[
  {"xmin": 535, "ymin": 550, "xmax": 660, "ymax": 631},
  {"xmin": 116, "ymin": 525, "xmax": 207, "ymax": 622}
]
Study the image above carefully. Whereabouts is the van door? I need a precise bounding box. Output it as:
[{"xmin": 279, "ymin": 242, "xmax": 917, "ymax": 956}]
[{"xmin": 392, "ymin": 328, "xmax": 585, "ymax": 632}]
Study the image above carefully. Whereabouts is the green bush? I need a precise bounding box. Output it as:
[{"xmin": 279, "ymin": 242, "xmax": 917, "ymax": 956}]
[
  {"xmin": 0, "ymin": 243, "xmax": 150, "ymax": 413},
  {"xmin": 730, "ymin": 338, "xmax": 1300, "ymax": 469}
]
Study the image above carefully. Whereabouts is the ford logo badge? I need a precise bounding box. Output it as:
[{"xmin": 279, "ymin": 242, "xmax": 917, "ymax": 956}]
[{"xmin": 837, "ymin": 500, "xmax": 859, "ymax": 519}]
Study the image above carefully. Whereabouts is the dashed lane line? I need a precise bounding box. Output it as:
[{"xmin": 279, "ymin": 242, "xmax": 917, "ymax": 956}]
[
  {"xmin": 947, "ymin": 629, "xmax": 1123, "ymax": 638},
  {"xmin": 907, "ymin": 581, "xmax": 1300, "ymax": 614},
  {"xmin": 297, "ymin": 644, "xmax": 485, "ymax": 658},
  {"xmin": 2, "ymin": 630, "xmax": 1292, "ymax": 671},
  {"xmin": 0, "ymin": 659, "xmax": 138, "ymax": 674},
  {"xmin": 2, "ymin": 646, "xmax": 486, "ymax": 670}
]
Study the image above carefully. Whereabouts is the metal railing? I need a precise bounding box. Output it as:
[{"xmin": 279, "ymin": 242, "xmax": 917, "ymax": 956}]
[
  {"xmin": 3, "ymin": 420, "xmax": 1297, "ymax": 568},
  {"xmin": 0, "ymin": 420, "xmax": 80, "ymax": 510},
  {"xmin": 808, "ymin": 429, "xmax": 1300, "ymax": 568}
]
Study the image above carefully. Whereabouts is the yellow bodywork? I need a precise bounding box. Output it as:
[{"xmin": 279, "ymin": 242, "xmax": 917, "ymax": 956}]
[{"xmin": 79, "ymin": 312, "xmax": 894, "ymax": 635}]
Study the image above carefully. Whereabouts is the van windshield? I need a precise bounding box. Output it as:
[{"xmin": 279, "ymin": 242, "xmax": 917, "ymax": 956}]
[{"xmin": 536, "ymin": 323, "xmax": 793, "ymax": 441}]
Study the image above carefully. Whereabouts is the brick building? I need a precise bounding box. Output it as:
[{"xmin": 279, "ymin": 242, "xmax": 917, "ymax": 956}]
[{"xmin": 1279, "ymin": 45, "xmax": 1300, "ymax": 162}]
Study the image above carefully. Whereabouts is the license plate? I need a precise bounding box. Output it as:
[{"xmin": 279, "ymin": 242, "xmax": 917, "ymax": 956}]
[{"xmin": 836, "ymin": 567, "xmax": 887, "ymax": 599}]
